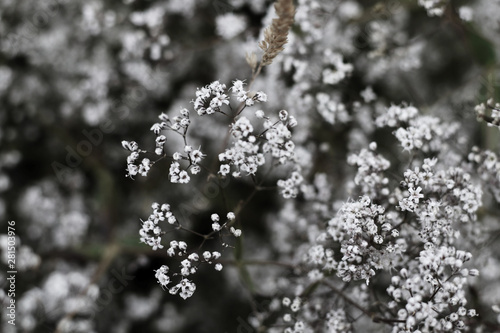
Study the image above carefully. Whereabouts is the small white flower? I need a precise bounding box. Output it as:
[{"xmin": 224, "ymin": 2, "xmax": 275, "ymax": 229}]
[
  {"xmin": 127, "ymin": 164, "xmax": 138, "ymax": 177},
  {"xmin": 230, "ymin": 227, "xmax": 241, "ymax": 237},
  {"xmin": 122, "ymin": 140, "xmax": 139, "ymax": 151},
  {"xmin": 151, "ymin": 237, "xmax": 163, "ymax": 251},
  {"xmin": 156, "ymin": 272, "xmax": 170, "ymax": 287},
  {"xmin": 255, "ymin": 91, "xmax": 267, "ymax": 102},
  {"xmin": 290, "ymin": 298, "xmax": 301, "ymax": 312},
  {"xmin": 279, "ymin": 110, "xmax": 288, "ymax": 121},
  {"xmin": 190, "ymin": 149, "xmax": 204, "ymax": 164},
  {"xmin": 218, "ymin": 164, "xmax": 230, "ymax": 176},
  {"xmin": 190, "ymin": 165, "xmax": 201, "ymax": 174},
  {"xmin": 288, "ymin": 116, "xmax": 298, "ymax": 127},
  {"xmin": 178, "ymin": 171, "xmax": 190, "ymax": 183},
  {"xmin": 150, "ymin": 123, "xmax": 164, "ymax": 134},
  {"xmin": 159, "ymin": 113, "xmax": 169, "ymax": 121}
]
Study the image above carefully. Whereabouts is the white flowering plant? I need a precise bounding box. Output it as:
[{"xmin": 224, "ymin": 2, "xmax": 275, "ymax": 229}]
[{"xmin": 2, "ymin": 0, "xmax": 500, "ymax": 332}]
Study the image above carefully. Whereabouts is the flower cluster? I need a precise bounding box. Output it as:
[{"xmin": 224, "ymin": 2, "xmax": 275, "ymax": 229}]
[
  {"xmin": 375, "ymin": 104, "xmax": 419, "ymax": 127},
  {"xmin": 418, "ymin": 0, "xmax": 448, "ymax": 16},
  {"xmin": 218, "ymin": 108, "xmax": 302, "ymax": 198},
  {"xmin": 468, "ymin": 147, "xmax": 500, "ymax": 202},
  {"xmin": 262, "ymin": 110, "xmax": 298, "ymax": 164},
  {"xmin": 281, "ymin": 297, "xmax": 305, "ymax": 333},
  {"xmin": 139, "ymin": 203, "xmax": 236, "ymax": 299},
  {"xmin": 193, "ymin": 80, "xmax": 230, "ymax": 116},
  {"xmin": 475, "ymin": 98, "xmax": 500, "ymax": 128},
  {"xmin": 151, "ymin": 109, "xmax": 190, "ymax": 138},
  {"xmin": 324, "ymin": 196, "xmax": 404, "ymax": 284},
  {"xmin": 325, "ymin": 309, "xmax": 351, "ymax": 333},
  {"xmin": 270, "ymin": 96, "xmax": 487, "ymax": 330},
  {"xmin": 277, "ymin": 169, "xmax": 303, "ymax": 199},
  {"xmin": 122, "ymin": 140, "xmax": 150, "ymax": 177},
  {"xmin": 322, "ymin": 49, "xmax": 354, "ymax": 85},
  {"xmin": 387, "ymin": 245, "xmax": 479, "ymax": 332},
  {"xmin": 155, "ymin": 266, "xmax": 196, "ymax": 300},
  {"xmin": 139, "ymin": 203, "xmax": 178, "ymax": 249},
  {"xmin": 230, "ymin": 79, "xmax": 267, "ymax": 106},
  {"xmin": 124, "ymin": 74, "xmax": 306, "ymax": 305},
  {"xmin": 124, "ymin": 79, "xmax": 274, "ymax": 184},
  {"xmin": 377, "ymin": 104, "xmax": 459, "ymax": 153},
  {"xmin": 123, "ymin": 106, "xmax": 205, "ymax": 182},
  {"xmin": 316, "ymin": 92, "xmax": 350, "ymax": 125},
  {"xmin": 168, "ymin": 144, "xmax": 205, "ymax": 184},
  {"xmin": 210, "ymin": 212, "xmax": 241, "ymax": 238},
  {"xmin": 0, "ymin": 235, "xmax": 40, "ymax": 271},
  {"xmin": 154, "ymin": 247, "xmax": 224, "ymax": 300},
  {"xmin": 218, "ymin": 116, "xmax": 265, "ymax": 177},
  {"xmin": 347, "ymin": 142, "xmax": 390, "ymax": 198},
  {"xmin": 399, "ymin": 157, "xmax": 482, "ymax": 243}
]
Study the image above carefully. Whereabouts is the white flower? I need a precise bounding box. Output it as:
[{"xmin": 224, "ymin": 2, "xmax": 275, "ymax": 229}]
[
  {"xmin": 190, "ymin": 165, "xmax": 200, "ymax": 174},
  {"xmin": 254, "ymin": 91, "xmax": 267, "ymax": 102},
  {"xmin": 361, "ymin": 86, "xmax": 377, "ymax": 103},
  {"xmin": 151, "ymin": 237, "xmax": 163, "ymax": 251},
  {"xmin": 279, "ymin": 110, "xmax": 288, "ymax": 121},
  {"xmin": 230, "ymin": 227, "xmax": 241, "ymax": 237},
  {"xmin": 122, "ymin": 140, "xmax": 139, "ymax": 151},
  {"xmin": 178, "ymin": 171, "xmax": 190, "ymax": 183},
  {"xmin": 127, "ymin": 164, "xmax": 138, "ymax": 177},
  {"xmin": 193, "ymin": 81, "xmax": 229, "ymax": 116},
  {"xmin": 155, "ymin": 270, "xmax": 170, "ymax": 287},
  {"xmin": 218, "ymin": 164, "xmax": 230, "ymax": 176},
  {"xmin": 127, "ymin": 152, "xmax": 139, "ymax": 164},
  {"xmin": 189, "ymin": 149, "xmax": 204, "ymax": 164},
  {"xmin": 150, "ymin": 123, "xmax": 165, "ymax": 134}
]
